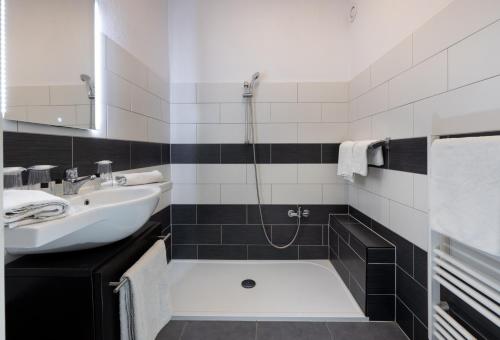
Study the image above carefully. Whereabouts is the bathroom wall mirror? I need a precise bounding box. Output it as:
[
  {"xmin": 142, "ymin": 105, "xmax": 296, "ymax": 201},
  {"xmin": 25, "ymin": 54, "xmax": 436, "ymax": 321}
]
[{"xmin": 5, "ymin": 0, "xmax": 96, "ymax": 129}]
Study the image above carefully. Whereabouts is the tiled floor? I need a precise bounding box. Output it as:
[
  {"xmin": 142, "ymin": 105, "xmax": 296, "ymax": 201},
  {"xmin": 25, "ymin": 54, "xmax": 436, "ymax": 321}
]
[{"xmin": 156, "ymin": 321, "xmax": 409, "ymax": 340}]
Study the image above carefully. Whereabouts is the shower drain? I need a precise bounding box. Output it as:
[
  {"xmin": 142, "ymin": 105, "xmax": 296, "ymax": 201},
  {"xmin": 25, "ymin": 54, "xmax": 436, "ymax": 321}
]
[{"xmin": 241, "ymin": 279, "xmax": 256, "ymax": 289}]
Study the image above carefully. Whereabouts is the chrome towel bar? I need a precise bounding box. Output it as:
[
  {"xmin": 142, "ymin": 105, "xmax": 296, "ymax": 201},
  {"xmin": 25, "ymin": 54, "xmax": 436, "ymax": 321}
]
[
  {"xmin": 369, "ymin": 137, "xmax": 391, "ymax": 150},
  {"xmin": 109, "ymin": 233, "xmax": 171, "ymax": 294}
]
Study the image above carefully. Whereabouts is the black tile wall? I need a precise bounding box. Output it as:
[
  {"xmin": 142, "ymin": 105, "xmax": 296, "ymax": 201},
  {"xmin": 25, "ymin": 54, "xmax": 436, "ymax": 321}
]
[
  {"xmin": 220, "ymin": 144, "xmax": 270, "ymax": 163},
  {"xmin": 388, "ymin": 138, "xmax": 427, "ymax": 174},
  {"xmin": 171, "ymin": 204, "xmax": 346, "ymax": 260},
  {"xmin": 321, "ymin": 144, "xmax": 340, "ymax": 163},
  {"xmin": 3, "ymin": 132, "xmax": 167, "ymax": 180},
  {"xmin": 328, "ymin": 214, "xmax": 395, "ymax": 321},
  {"xmin": 347, "ymin": 206, "xmax": 428, "ymax": 339}
]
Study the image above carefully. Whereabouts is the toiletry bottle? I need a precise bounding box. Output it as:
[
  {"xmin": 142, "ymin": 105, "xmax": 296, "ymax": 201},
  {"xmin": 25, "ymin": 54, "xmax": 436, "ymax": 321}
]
[
  {"xmin": 54, "ymin": 179, "xmax": 63, "ymax": 196},
  {"xmin": 40, "ymin": 182, "xmax": 51, "ymax": 194}
]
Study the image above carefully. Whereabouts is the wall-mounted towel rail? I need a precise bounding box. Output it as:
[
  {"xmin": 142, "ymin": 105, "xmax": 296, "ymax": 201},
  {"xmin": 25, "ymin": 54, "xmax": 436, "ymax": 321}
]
[
  {"xmin": 109, "ymin": 233, "xmax": 171, "ymax": 293},
  {"xmin": 369, "ymin": 137, "xmax": 390, "ymax": 150}
]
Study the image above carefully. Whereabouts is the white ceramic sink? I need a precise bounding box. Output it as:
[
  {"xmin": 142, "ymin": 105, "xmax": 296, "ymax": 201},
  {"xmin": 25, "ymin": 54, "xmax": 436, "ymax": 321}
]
[{"xmin": 5, "ymin": 185, "xmax": 161, "ymax": 254}]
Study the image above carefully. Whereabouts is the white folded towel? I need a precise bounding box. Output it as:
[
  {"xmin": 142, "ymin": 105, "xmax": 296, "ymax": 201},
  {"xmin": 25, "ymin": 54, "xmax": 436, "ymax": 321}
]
[
  {"xmin": 352, "ymin": 140, "xmax": 384, "ymax": 176},
  {"xmin": 120, "ymin": 240, "xmax": 171, "ymax": 340},
  {"xmin": 3, "ymin": 190, "xmax": 70, "ymax": 228},
  {"xmin": 337, "ymin": 141, "xmax": 355, "ymax": 182},
  {"xmin": 115, "ymin": 170, "xmax": 164, "ymax": 186},
  {"xmin": 430, "ymin": 136, "xmax": 500, "ymax": 257}
]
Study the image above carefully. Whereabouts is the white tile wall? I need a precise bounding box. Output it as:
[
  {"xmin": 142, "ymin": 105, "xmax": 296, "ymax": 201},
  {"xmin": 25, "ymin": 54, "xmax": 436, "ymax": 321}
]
[
  {"xmin": 413, "ymin": 174, "xmax": 428, "ymax": 212},
  {"xmin": 8, "ymin": 86, "xmax": 50, "ymax": 106},
  {"xmin": 221, "ymin": 184, "xmax": 272, "ymax": 204},
  {"xmin": 255, "ymin": 83, "xmax": 297, "ymax": 103},
  {"xmin": 298, "ymin": 123, "xmax": 348, "ymax": 143},
  {"xmin": 349, "ymin": 68, "xmax": 371, "ymax": 100},
  {"xmin": 448, "ymin": 20, "xmax": 500, "ymax": 89},
  {"xmin": 321, "ymin": 103, "xmax": 349, "ymax": 123},
  {"xmin": 389, "ymin": 201, "xmax": 428, "ymax": 251},
  {"xmin": 197, "ymin": 124, "xmax": 245, "ymax": 143},
  {"xmin": 170, "ymin": 83, "xmax": 196, "ymax": 104},
  {"xmin": 107, "ymin": 105, "xmax": 148, "ymax": 141},
  {"xmin": 106, "ymin": 39, "xmax": 149, "ymax": 89},
  {"xmin": 247, "ymin": 164, "xmax": 298, "ymax": 184},
  {"xmin": 171, "ymin": 104, "xmax": 220, "ymax": 123},
  {"xmin": 323, "ymin": 184, "xmax": 348, "ymax": 204},
  {"xmin": 352, "ymin": 82, "xmax": 389, "ymax": 119},
  {"xmin": 147, "ymin": 119, "xmax": 169, "ymax": 143},
  {"xmin": 270, "ymin": 103, "xmax": 321, "ymax": 123},
  {"xmin": 197, "ymin": 83, "xmax": 242, "ymax": 103},
  {"xmin": 105, "ymin": 71, "xmax": 132, "ymax": 110},
  {"xmin": 357, "ymin": 189, "xmax": 390, "ymax": 226},
  {"xmin": 170, "ymin": 124, "xmax": 197, "ymax": 143},
  {"xmin": 172, "ymin": 184, "xmax": 221, "ymax": 204},
  {"xmin": 371, "ymin": 36, "xmax": 413, "ymax": 87},
  {"xmin": 349, "ymin": 117, "xmax": 371, "ymax": 140},
  {"xmin": 255, "ymin": 123, "xmax": 297, "ymax": 143},
  {"xmin": 131, "ymin": 85, "xmax": 163, "ymax": 119},
  {"xmin": 26, "ymin": 105, "xmax": 77, "ymax": 126},
  {"xmin": 298, "ymin": 82, "xmax": 349, "ymax": 103},
  {"xmin": 272, "ymin": 184, "xmax": 323, "ymax": 204},
  {"xmin": 197, "ymin": 164, "xmax": 246, "ymax": 184},
  {"xmin": 371, "ymin": 105, "xmax": 413, "ymax": 140},
  {"xmin": 171, "ymin": 164, "xmax": 197, "ymax": 184},
  {"xmin": 297, "ymin": 164, "xmax": 342, "ymax": 184},
  {"xmin": 49, "ymin": 85, "xmax": 89, "ymax": 105},
  {"xmin": 220, "ymin": 103, "xmax": 271, "ymax": 123}
]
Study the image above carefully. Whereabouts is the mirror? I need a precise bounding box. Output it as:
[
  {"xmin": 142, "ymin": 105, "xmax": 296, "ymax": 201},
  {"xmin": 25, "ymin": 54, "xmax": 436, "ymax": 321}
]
[{"xmin": 6, "ymin": 0, "xmax": 95, "ymax": 129}]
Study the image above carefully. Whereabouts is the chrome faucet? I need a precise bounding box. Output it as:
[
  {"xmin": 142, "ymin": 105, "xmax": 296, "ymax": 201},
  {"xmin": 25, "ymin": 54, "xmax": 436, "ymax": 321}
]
[
  {"xmin": 288, "ymin": 206, "xmax": 310, "ymax": 219},
  {"xmin": 63, "ymin": 167, "xmax": 102, "ymax": 195}
]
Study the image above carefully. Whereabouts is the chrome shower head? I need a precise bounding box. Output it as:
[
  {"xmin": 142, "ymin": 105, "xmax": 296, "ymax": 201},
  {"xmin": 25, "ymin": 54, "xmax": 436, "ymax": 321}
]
[{"xmin": 80, "ymin": 74, "xmax": 95, "ymax": 100}]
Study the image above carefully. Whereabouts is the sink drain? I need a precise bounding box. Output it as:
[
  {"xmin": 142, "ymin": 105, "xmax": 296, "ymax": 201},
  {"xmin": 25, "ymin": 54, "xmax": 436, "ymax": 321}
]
[{"xmin": 241, "ymin": 279, "xmax": 256, "ymax": 289}]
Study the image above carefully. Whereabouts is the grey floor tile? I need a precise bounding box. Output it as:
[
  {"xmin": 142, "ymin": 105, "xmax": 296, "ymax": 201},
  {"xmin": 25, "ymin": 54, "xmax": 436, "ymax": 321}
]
[
  {"xmin": 256, "ymin": 322, "xmax": 332, "ymax": 340},
  {"xmin": 181, "ymin": 321, "xmax": 256, "ymax": 340},
  {"xmin": 326, "ymin": 322, "xmax": 408, "ymax": 340},
  {"xmin": 156, "ymin": 321, "xmax": 187, "ymax": 340}
]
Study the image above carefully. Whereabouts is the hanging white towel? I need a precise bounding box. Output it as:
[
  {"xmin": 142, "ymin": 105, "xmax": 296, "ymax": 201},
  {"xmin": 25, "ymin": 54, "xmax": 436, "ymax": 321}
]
[
  {"xmin": 337, "ymin": 141, "xmax": 355, "ymax": 182},
  {"xmin": 352, "ymin": 140, "xmax": 384, "ymax": 176},
  {"xmin": 3, "ymin": 190, "xmax": 70, "ymax": 228},
  {"xmin": 430, "ymin": 136, "xmax": 500, "ymax": 257},
  {"xmin": 119, "ymin": 240, "xmax": 172, "ymax": 340}
]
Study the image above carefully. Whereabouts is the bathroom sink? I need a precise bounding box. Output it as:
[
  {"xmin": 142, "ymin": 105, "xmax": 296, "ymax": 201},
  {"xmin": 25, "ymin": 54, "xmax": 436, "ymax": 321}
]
[{"xmin": 4, "ymin": 185, "xmax": 161, "ymax": 254}]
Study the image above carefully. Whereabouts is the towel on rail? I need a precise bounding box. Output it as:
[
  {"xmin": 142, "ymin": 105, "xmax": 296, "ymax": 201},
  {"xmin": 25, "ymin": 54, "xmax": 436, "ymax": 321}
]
[
  {"xmin": 119, "ymin": 240, "xmax": 172, "ymax": 340},
  {"xmin": 337, "ymin": 141, "xmax": 355, "ymax": 182},
  {"xmin": 115, "ymin": 170, "xmax": 164, "ymax": 186},
  {"xmin": 352, "ymin": 140, "xmax": 384, "ymax": 176},
  {"xmin": 3, "ymin": 190, "xmax": 70, "ymax": 228},
  {"xmin": 430, "ymin": 136, "xmax": 500, "ymax": 257}
]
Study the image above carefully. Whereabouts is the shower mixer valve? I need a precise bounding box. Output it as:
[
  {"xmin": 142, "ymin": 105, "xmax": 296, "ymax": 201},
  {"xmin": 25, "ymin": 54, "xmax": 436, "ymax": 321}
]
[{"xmin": 288, "ymin": 207, "xmax": 310, "ymax": 219}]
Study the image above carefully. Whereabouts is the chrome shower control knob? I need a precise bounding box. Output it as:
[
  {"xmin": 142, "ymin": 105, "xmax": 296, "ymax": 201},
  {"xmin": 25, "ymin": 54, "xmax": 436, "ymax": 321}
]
[
  {"xmin": 302, "ymin": 209, "xmax": 310, "ymax": 218},
  {"xmin": 288, "ymin": 209, "xmax": 298, "ymax": 218}
]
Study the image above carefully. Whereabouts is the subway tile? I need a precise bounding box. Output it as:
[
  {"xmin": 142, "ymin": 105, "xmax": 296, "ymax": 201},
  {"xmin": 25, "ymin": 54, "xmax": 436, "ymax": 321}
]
[
  {"xmin": 301, "ymin": 205, "xmax": 346, "ymax": 224},
  {"xmin": 26, "ymin": 105, "xmax": 77, "ymax": 126},
  {"xmin": 349, "ymin": 206, "xmax": 371, "ymax": 227},
  {"xmin": 170, "ymin": 124, "xmax": 197, "ymax": 143},
  {"xmin": 349, "ymin": 275, "xmax": 366, "ymax": 312},
  {"xmin": 49, "ymin": 85, "xmax": 89, "ymax": 105},
  {"xmin": 220, "ymin": 184, "xmax": 271, "ymax": 204},
  {"xmin": 349, "ymin": 118, "xmax": 371, "ymax": 140},
  {"xmin": 197, "ymin": 124, "xmax": 245, "ymax": 143},
  {"xmin": 298, "ymin": 123, "xmax": 348, "ymax": 143},
  {"xmin": 298, "ymin": 82, "xmax": 349, "ymax": 103},
  {"xmin": 270, "ymin": 144, "xmax": 321, "ymax": 163},
  {"xmin": 322, "ymin": 184, "xmax": 348, "ymax": 204},
  {"xmin": 329, "ymin": 227, "xmax": 339, "ymax": 256},
  {"xmin": 131, "ymin": 142, "xmax": 162, "ymax": 168},
  {"xmin": 105, "ymin": 72, "xmax": 132, "ymax": 110},
  {"xmin": 356, "ymin": 168, "xmax": 414, "ymax": 207},
  {"xmin": 147, "ymin": 119, "xmax": 169, "ymax": 143},
  {"xmin": 352, "ymin": 83, "xmax": 389, "ymax": 119},
  {"xmin": 147, "ymin": 71, "xmax": 169, "ymax": 100},
  {"xmin": 170, "ymin": 83, "xmax": 196, "ymax": 103},
  {"xmin": 332, "ymin": 256, "xmax": 349, "ymax": 287},
  {"xmin": 389, "ymin": 201, "xmax": 428, "ymax": 252},
  {"xmin": 412, "ymin": 0, "xmax": 500, "ymax": 64},
  {"xmin": 367, "ymin": 264, "xmax": 395, "ymax": 294},
  {"xmin": 397, "ymin": 267, "xmax": 428, "ymax": 324},
  {"xmin": 388, "ymin": 138, "xmax": 427, "ymax": 174},
  {"xmin": 161, "ymin": 144, "xmax": 170, "ymax": 164},
  {"xmin": 371, "ymin": 35, "xmax": 413, "ymax": 87},
  {"xmin": 413, "ymin": 174, "xmax": 428, "ymax": 212},
  {"xmin": 321, "ymin": 144, "xmax": 340, "ymax": 163},
  {"xmin": 413, "ymin": 246, "xmax": 428, "ymax": 288},
  {"xmin": 372, "ymin": 105, "xmax": 413, "ymax": 140},
  {"xmin": 171, "ymin": 144, "xmax": 197, "ymax": 163},
  {"xmin": 247, "ymin": 245, "xmax": 298, "ymax": 260},
  {"xmin": 339, "ymin": 239, "xmax": 366, "ymax": 289},
  {"xmin": 255, "ymin": 83, "xmax": 297, "ymax": 103},
  {"xmin": 255, "ymin": 123, "xmax": 297, "ymax": 143},
  {"xmin": 198, "ymin": 245, "xmax": 247, "ymax": 260},
  {"xmin": 357, "ymin": 189, "xmax": 390, "ymax": 227},
  {"xmin": 172, "ymin": 224, "xmax": 221, "ymax": 244},
  {"xmin": 413, "ymin": 316, "xmax": 428, "ymax": 340},
  {"xmin": 366, "ymin": 295, "xmax": 395, "ymax": 321},
  {"xmin": 106, "ymin": 39, "xmax": 148, "ymax": 88},
  {"xmin": 396, "ymin": 297, "xmax": 414, "ymax": 339},
  {"xmin": 197, "ymin": 83, "xmax": 242, "ymax": 103},
  {"xmin": 172, "ymin": 245, "xmax": 197, "ymax": 259},
  {"xmin": 299, "ymin": 246, "xmax": 328, "ymax": 259},
  {"xmin": 221, "ymin": 225, "xmax": 270, "ymax": 245},
  {"xmin": 5, "ymin": 106, "xmax": 27, "ymax": 121},
  {"xmin": 196, "ymin": 144, "xmax": 221, "ymax": 164},
  {"xmin": 257, "ymin": 322, "xmax": 331, "ymax": 340},
  {"xmin": 73, "ymin": 137, "xmax": 130, "ymax": 176},
  {"xmin": 448, "ymin": 20, "xmax": 500, "ymax": 89},
  {"xmin": 298, "ymin": 164, "xmax": 340, "ymax": 184},
  {"xmin": 296, "ymin": 144, "xmax": 322, "ymax": 163},
  {"xmin": 221, "ymin": 144, "xmax": 270, "ymax": 164},
  {"xmin": 270, "ymin": 103, "xmax": 321, "ymax": 123},
  {"xmin": 247, "ymin": 205, "xmax": 298, "ymax": 225},
  {"xmin": 161, "ymin": 100, "xmax": 170, "ymax": 122},
  {"xmin": 272, "ymin": 224, "xmax": 323, "ymax": 246},
  {"xmin": 197, "ymin": 204, "xmax": 246, "ymax": 224},
  {"xmin": 3, "ymin": 132, "xmax": 72, "ymax": 181},
  {"xmin": 413, "ymin": 76, "xmax": 500, "ymax": 137},
  {"xmin": 350, "ymin": 68, "xmax": 371, "ymax": 100},
  {"xmin": 172, "ymin": 184, "xmax": 221, "ymax": 204},
  {"xmin": 247, "ymin": 164, "xmax": 297, "ymax": 184},
  {"xmin": 389, "ymin": 51, "xmax": 448, "ymax": 108},
  {"xmin": 107, "ymin": 106, "xmax": 148, "ymax": 141},
  {"xmin": 220, "ymin": 102, "xmax": 270, "ymax": 123},
  {"xmin": 321, "ymin": 103, "xmax": 349, "ymax": 123},
  {"xmin": 8, "ymin": 86, "xmax": 50, "ymax": 106},
  {"xmin": 172, "ymin": 205, "xmax": 196, "ymax": 224},
  {"xmin": 197, "ymin": 164, "xmax": 246, "ymax": 184},
  {"xmin": 367, "ymin": 248, "xmax": 395, "ymax": 264},
  {"xmin": 171, "ymin": 164, "xmax": 197, "ymax": 184},
  {"xmin": 272, "ymin": 184, "xmax": 323, "ymax": 204},
  {"xmin": 170, "ymin": 103, "xmax": 219, "ymax": 123}
]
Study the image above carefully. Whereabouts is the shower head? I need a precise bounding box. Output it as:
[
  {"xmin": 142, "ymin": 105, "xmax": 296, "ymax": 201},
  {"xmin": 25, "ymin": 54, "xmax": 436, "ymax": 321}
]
[
  {"xmin": 250, "ymin": 72, "xmax": 260, "ymax": 87},
  {"xmin": 80, "ymin": 74, "xmax": 95, "ymax": 100}
]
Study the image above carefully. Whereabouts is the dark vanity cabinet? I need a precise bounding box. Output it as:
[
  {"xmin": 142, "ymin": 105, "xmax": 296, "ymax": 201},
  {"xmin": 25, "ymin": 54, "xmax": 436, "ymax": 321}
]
[{"xmin": 5, "ymin": 220, "xmax": 171, "ymax": 340}]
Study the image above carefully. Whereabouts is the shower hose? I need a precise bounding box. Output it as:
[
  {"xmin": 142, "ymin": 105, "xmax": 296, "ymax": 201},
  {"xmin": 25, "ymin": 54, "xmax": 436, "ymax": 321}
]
[{"xmin": 245, "ymin": 97, "xmax": 301, "ymax": 250}]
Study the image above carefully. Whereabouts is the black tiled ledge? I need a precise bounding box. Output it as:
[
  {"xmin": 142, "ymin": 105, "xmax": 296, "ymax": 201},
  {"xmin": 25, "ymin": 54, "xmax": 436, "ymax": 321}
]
[
  {"xmin": 171, "ymin": 204, "xmax": 347, "ymax": 261},
  {"xmin": 328, "ymin": 213, "xmax": 395, "ymax": 321},
  {"xmin": 347, "ymin": 206, "xmax": 428, "ymax": 339},
  {"xmin": 3, "ymin": 132, "xmax": 170, "ymax": 180}
]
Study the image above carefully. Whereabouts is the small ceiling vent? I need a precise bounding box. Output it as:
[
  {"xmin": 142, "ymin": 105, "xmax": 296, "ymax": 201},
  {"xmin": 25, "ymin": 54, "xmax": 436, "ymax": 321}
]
[{"xmin": 349, "ymin": 4, "xmax": 358, "ymax": 23}]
